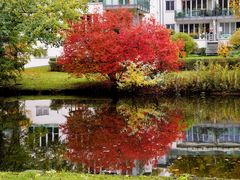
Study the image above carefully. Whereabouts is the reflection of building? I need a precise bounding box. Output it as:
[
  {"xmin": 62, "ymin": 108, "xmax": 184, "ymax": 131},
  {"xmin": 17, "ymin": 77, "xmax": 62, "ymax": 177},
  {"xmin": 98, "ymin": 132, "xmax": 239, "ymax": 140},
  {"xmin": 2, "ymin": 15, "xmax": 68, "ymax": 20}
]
[
  {"xmin": 23, "ymin": 100, "xmax": 70, "ymax": 145},
  {"xmin": 157, "ymin": 123, "xmax": 240, "ymax": 171},
  {"xmin": 29, "ymin": 125, "xmax": 59, "ymax": 147},
  {"xmin": 177, "ymin": 124, "xmax": 240, "ymax": 151},
  {"xmin": 23, "ymin": 99, "xmax": 98, "ymax": 147},
  {"xmin": 36, "ymin": 106, "xmax": 49, "ymax": 116},
  {"xmin": 21, "ymin": 99, "xmax": 240, "ymax": 176},
  {"xmin": 24, "ymin": 100, "xmax": 69, "ymax": 125}
]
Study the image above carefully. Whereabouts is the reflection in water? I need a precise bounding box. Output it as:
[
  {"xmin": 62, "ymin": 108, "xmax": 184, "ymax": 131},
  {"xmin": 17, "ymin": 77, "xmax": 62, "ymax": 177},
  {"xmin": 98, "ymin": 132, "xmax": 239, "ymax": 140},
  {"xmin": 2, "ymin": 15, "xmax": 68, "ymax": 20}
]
[
  {"xmin": 0, "ymin": 100, "xmax": 30, "ymax": 171},
  {"xmin": 0, "ymin": 99, "xmax": 73, "ymax": 171},
  {"xmin": 62, "ymin": 102, "xmax": 185, "ymax": 174},
  {"xmin": 0, "ymin": 97, "xmax": 240, "ymax": 178},
  {"xmin": 169, "ymin": 155, "xmax": 240, "ymax": 179},
  {"xmin": 184, "ymin": 125, "xmax": 240, "ymax": 145}
]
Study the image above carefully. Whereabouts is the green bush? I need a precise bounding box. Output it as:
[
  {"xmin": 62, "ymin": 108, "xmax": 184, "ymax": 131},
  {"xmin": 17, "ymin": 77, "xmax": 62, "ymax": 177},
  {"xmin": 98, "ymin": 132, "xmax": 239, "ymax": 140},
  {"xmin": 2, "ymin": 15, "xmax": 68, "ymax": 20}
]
[
  {"xmin": 49, "ymin": 58, "xmax": 62, "ymax": 71},
  {"xmin": 172, "ymin": 32, "xmax": 197, "ymax": 56},
  {"xmin": 182, "ymin": 57, "xmax": 240, "ymax": 70},
  {"xmin": 230, "ymin": 29, "xmax": 240, "ymax": 50},
  {"xmin": 229, "ymin": 50, "xmax": 240, "ymax": 57},
  {"xmin": 189, "ymin": 33, "xmax": 199, "ymax": 39},
  {"xmin": 195, "ymin": 48, "xmax": 206, "ymax": 56},
  {"xmin": 0, "ymin": 57, "xmax": 24, "ymax": 87}
]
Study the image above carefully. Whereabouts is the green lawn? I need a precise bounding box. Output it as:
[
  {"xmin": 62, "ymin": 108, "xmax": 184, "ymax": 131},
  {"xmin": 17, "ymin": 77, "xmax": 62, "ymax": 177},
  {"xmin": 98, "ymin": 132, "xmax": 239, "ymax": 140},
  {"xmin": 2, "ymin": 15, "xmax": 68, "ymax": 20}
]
[
  {"xmin": 182, "ymin": 54, "xmax": 221, "ymax": 60},
  {"xmin": 0, "ymin": 171, "xmax": 172, "ymax": 180},
  {"xmin": 17, "ymin": 66, "xmax": 103, "ymax": 91}
]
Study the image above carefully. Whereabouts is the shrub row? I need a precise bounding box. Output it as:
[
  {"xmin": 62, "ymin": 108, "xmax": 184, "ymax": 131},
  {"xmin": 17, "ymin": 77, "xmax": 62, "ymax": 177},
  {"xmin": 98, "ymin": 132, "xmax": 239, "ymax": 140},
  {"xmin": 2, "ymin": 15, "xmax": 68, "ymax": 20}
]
[
  {"xmin": 163, "ymin": 63, "xmax": 240, "ymax": 93},
  {"xmin": 182, "ymin": 57, "xmax": 240, "ymax": 70},
  {"xmin": 49, "ymin": 56, "xmax": 240, "ymax": 74}
]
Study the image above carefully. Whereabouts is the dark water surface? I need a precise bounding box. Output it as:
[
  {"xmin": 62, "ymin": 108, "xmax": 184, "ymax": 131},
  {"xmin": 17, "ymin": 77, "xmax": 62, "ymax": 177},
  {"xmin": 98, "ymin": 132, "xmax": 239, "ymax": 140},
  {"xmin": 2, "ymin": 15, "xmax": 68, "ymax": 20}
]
[{"xmin": 0, "ymin": 96, "xmax": 240, "ymax": 178}]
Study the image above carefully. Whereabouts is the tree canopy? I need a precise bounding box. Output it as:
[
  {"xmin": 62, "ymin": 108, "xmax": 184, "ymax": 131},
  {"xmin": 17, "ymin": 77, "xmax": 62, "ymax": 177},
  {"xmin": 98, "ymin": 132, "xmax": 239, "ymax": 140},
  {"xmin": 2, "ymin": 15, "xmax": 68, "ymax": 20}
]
[
  {"xmin": 58, "ymin": 10, "xmax": 182, "ymax": 83},
  {"xmin": 0, "ymin": 0, "xmax": 88, "ymax": 86},
  {"xmin": 230, "ymin": 0, "xmax": 240, "ymax": 16}
]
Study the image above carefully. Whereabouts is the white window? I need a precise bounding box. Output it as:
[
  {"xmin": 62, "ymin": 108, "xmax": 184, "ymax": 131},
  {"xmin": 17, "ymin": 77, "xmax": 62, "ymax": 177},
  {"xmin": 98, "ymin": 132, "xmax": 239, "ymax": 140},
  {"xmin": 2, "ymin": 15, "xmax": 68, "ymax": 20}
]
[
  {"xmin": 219, "ymin": 22, "xmax": 238, "ymax": 39},
  {"xmin": 166, "ymin": 0, "xmax": 174, "ymax": 11},
  {"xmin": 36, "ymin": 106, "xmax": 49, "ymax": 116}
]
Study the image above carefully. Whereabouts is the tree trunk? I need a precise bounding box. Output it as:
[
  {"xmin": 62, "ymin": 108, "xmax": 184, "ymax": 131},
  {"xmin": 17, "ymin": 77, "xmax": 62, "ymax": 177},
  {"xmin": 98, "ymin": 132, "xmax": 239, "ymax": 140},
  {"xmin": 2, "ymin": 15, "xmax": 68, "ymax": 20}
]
[{"xmin": 109, "ymin": 74, "xmax": 119, "ymax": 103}]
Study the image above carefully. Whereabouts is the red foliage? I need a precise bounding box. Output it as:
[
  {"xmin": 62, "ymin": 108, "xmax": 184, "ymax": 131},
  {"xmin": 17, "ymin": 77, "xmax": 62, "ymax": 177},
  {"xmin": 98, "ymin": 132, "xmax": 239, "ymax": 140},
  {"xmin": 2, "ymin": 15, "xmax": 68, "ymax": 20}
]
[
  {"xmin": 58, "ymin": 10, "xmax": 182, "ymax": 81},
  {"xmin": 61, "ymin": 104, "xmax": 185, "ymax": 173},
  {"xmin": 175, "ymin": 40, "xmax": 186, "ymax": 58}
]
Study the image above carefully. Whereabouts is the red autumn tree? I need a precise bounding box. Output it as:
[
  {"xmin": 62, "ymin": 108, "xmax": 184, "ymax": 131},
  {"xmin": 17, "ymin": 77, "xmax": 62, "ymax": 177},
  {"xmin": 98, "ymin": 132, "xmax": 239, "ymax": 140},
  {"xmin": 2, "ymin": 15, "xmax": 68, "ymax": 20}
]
[
  {"xmin": 61, "ymin": 103, "xmax": 186, "ymax": 173},
  {"xmin": 58, "ymin": 9, "xmax": 182, "ymax": 83}
]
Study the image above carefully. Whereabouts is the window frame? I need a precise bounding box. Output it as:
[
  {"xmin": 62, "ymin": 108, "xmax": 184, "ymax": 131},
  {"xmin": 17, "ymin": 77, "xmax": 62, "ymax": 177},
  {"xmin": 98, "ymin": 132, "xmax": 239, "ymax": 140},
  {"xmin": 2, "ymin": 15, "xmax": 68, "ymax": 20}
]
[{"xmin": 166, "ymin": 0, "xmax": 175, "ymax": 11}]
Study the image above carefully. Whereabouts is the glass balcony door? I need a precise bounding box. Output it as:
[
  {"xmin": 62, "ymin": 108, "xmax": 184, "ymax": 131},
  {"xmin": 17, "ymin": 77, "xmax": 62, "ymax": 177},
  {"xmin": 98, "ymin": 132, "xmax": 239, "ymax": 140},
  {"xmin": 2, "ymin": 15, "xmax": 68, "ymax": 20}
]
[
  {"xmin": 218, "ymin": 0, "xmax": 230, "ymax": 16},
  {"xmin": 104, "ymin": 0, "xmax": 135, "ymax": 6},
  {"xmin": 179, "ymin": 23, "xmax": 210, "ymax": 40},
  {"xmin": 182, "ymin": 0, "xmax": 212, "ymax": 17}
]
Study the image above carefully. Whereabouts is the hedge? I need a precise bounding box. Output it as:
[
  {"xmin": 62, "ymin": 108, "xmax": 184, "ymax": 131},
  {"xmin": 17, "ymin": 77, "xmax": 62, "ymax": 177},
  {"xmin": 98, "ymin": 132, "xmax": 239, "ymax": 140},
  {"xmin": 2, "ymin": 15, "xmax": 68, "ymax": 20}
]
[
  {"xmin": 48, "ymin": 57, "xmax": 240, "ymax": 72},
  {"xmin": 49, "ymin": 58, "xmax": 63, "ymax": 71},
  {"xmin": 182, "ymin": 57, "xmax": 240, "ymax": 70}
]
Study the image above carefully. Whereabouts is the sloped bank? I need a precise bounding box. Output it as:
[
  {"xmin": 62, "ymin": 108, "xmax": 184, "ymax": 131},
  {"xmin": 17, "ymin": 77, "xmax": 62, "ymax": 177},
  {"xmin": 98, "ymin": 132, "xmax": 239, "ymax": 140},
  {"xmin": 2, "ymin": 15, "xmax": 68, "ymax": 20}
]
[
  {"xmin": 4, "ymin": 64, "xmax": 240, "ymax": 97},
  {"xmin": 2, "ymin": 83, "xmax": 240, "ymax": 98},
  {"xmin": 0, "ymin": 171, "xmax": 170, "ymax": 180}
]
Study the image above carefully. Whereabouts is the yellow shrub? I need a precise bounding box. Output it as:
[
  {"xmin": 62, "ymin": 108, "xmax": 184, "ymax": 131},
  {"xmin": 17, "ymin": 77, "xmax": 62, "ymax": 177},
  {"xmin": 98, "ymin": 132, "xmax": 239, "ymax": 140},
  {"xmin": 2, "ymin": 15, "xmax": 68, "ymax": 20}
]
[
  {"xmin": 230, "ymin": 29, "xmax": 240, "ymax": 49},
  {"xmin": 117, "ymin": 61, "xmax": 162, "ymax": 89},
  {"xmin": 217, "ymin": 43, "xmax": 230, "ymax": 57},
  {"xmin": 117, "ymin": 101, "xmax": 162, "ymax": 133}
]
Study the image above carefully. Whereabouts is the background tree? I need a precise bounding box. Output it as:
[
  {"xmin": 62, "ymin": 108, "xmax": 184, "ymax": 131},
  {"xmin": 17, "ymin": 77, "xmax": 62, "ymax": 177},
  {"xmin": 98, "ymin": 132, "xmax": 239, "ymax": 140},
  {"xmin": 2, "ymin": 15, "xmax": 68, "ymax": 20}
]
[
  {"xmin": 230, "ymin": 29, "xmax": 240, "ymax": 50},
  {"xmin": 230, "ymin": 0, "xmax": 240, "ymax": 16},
  {"xmin": 172, "ymin": 32, "xmax": 197, "ymax": 56},
  {"xmin": 0, "ymin": 0, "xmax": 87, "ymax": 87},
  {"xmin": 58, "ymin": 10, "xmax": 182, "ymax": 86}
]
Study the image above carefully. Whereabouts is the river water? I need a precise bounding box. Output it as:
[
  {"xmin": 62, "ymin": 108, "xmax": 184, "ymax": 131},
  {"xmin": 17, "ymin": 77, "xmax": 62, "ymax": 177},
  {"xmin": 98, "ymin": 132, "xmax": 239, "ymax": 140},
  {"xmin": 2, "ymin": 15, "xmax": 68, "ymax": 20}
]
[{"xmin": 0, "ymin": 96, "xmax": 239, "ymax": 178}]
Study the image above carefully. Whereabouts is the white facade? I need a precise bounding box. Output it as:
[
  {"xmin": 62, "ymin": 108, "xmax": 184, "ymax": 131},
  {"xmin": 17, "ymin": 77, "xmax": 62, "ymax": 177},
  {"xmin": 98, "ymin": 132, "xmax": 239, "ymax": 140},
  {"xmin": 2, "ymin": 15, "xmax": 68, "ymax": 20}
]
[
  {"xmin": 88, "ymin": 2, "xmax": 104, "ymax": 14},
  {"xmin": 149, "ymin": 0, "xmax": 240, "ymax": 48}
]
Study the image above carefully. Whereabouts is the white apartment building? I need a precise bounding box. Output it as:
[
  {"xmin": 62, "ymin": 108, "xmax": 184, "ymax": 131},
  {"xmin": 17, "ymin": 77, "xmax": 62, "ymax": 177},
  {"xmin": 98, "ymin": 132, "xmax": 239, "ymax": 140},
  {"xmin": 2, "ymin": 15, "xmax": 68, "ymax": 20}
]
[
  {"xmin": 88, "ymin": 0, "xmax": 240, "ymax": 54},
  {"xmin": 29, "ymin": 0, "xmax": 236, "ymax": 67},
  {"xmin": 149, "ymin": 0, "xmax": 240, "ymax": 54}
]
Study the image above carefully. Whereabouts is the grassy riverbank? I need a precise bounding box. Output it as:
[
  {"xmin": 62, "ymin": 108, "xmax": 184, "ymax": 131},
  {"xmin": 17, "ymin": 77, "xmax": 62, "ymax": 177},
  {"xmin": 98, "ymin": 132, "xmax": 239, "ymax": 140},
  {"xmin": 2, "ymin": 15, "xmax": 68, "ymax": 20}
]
[
  {"xmin": 14, "ymin": 64, "xmax": 240, "ymax": 96},
  {"xmin": 17, "ymin": 66, "xmax": 102, "ymax": 91},
  {"xmin": 0, "ymin": 171, "xmax": 170, "ymax": 180}
]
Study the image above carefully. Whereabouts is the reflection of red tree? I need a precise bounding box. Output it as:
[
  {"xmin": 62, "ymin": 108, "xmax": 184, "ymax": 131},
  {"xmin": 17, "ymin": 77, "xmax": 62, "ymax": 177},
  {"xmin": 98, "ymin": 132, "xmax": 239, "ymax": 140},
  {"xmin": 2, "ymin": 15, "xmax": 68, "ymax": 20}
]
[{"xmin": 62, "ymin": 104, "xmax": 185, "ymax": 173}]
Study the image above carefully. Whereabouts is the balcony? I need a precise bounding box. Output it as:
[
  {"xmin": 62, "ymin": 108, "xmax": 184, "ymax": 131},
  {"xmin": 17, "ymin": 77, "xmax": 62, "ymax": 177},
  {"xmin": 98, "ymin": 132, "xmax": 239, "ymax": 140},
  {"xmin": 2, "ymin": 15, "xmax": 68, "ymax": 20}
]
[
  {"xmin": 175, "ymin": 9, "xmax": 234, "ymax": 20},
  {"xmin": 102, "ymin": 0, "xmax": 150, "ymax": 13},
  {"xmin": 137, "ymin": 0, "xmax": 150, "ymax": 13}
]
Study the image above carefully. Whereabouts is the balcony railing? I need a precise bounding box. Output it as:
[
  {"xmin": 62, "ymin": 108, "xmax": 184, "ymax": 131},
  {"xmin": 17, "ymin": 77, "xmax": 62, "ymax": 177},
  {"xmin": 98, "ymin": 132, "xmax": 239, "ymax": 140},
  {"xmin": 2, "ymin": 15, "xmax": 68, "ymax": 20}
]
[
  {"xmin": 175, "ymin": 9, "xmax": 234, "ymax": 19},
  {"xmin": 137, "ymin": 0, "xmax": 150, "ymax": 13},
  {"xmin": 102, "ymin": 0, "xmax": 150, "ymax": 13},
  {"xmin": 104, "ymin": 4, "xmax": 137, "ymax": 9},
  {"xmin": 103, "ymin": 0, "xmax": 136, "ymax": 7}
]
